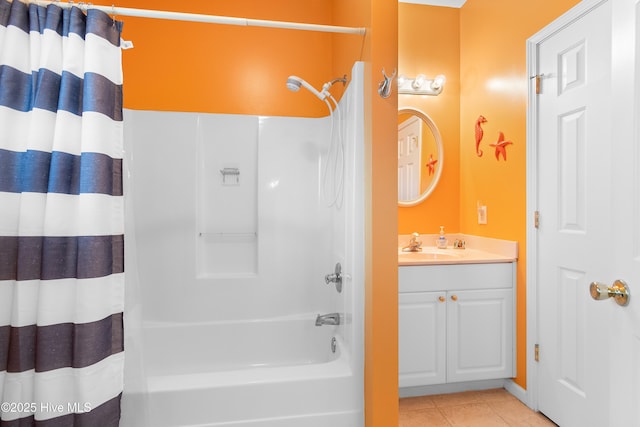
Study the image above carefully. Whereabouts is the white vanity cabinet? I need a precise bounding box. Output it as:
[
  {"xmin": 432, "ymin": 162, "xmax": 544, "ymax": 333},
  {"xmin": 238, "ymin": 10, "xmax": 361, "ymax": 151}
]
[
  {"xmin": 399, "ymin": 262, "xmax": 516, "ymax": 388},
  {"xmin": 399, "ymin": 291, "xmax": 447, "ymax": 386}
]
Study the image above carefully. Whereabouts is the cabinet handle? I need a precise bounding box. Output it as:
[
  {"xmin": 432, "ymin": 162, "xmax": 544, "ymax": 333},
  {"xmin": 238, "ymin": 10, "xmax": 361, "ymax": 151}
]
[
  {"xmin": 451, "ymin": 295, "xmax": 458, "ymax": 301},
  {"xmin": 438, "ymin": 296, "xmax": 445, "ymax": 302}
]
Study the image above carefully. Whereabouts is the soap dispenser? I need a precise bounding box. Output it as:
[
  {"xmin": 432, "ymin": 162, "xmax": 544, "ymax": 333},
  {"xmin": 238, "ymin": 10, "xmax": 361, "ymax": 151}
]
[{"xmin": 436, "ymin": 226, "xmax": 448, "ymax": 249}]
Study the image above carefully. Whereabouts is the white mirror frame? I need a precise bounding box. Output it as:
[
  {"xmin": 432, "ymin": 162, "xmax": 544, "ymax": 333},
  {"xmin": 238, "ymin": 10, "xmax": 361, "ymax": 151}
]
[{"xmin": 398, "ymin": 107, "xmax": 444, "ymax": 207}]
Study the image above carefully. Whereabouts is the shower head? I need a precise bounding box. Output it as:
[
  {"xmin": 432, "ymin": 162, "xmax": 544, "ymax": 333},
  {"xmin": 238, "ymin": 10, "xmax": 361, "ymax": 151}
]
[
  {"xmin": 286, "ymin": 76, "xmax": 327, "ymax": 100},
  {"xmin": 286, "ymin": 76, "xmax": 302, "ymax": 92}
]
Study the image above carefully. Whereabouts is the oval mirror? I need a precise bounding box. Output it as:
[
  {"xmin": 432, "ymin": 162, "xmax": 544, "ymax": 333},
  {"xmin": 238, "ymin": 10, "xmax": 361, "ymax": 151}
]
[{"xmin": 397, "ymin": 107, "xmax": 443, "ymax": 206}]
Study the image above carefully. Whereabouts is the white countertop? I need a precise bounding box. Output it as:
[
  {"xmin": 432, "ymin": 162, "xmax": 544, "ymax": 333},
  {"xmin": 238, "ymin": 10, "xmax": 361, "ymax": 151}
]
[{"xmin": 398, "ymin": 233, "xmax": 518, "ymax": 266}]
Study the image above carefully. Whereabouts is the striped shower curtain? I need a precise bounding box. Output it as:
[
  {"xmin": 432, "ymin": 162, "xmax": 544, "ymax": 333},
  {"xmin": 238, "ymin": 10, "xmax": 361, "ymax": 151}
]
[{"xmin": 0, "ymin": 1, "xmax": 124, "ymax": 425}]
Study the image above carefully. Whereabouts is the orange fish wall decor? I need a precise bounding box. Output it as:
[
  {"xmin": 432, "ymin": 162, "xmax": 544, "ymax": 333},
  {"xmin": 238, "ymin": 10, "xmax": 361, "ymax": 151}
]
[
  {"xmin": 474, "ymin": 115, "xmax": 487, "ymax": 157},
  {"xmin": 474, "ymin": 115, "xmax": 514, "ymax": 161},
  {"xmin": 489, "ymin": 131, "xmax": 513, "ymax": 161},
  {"xmin": 426, "ymin": 154, "xmax": 438, "ymax": 175}
]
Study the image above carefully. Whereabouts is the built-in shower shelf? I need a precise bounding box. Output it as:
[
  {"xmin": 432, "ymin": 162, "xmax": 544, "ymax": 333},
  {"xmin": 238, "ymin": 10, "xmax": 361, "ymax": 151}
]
[
  {"xmin": 197, "ymin": 231, "xmax": 258, "ymax": 276},
  {"xmin": 196, "ymin": 114, "xmax": 258, "ymax": 277},
  {"xmin": 199, "ymin": 231, "xmax": 257, "ymax": 241}
]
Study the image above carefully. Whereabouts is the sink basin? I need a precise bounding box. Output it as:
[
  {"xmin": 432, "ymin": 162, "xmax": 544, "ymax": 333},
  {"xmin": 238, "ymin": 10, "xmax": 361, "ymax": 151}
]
[{"xmin": 398, "ymin": 250, "xmax": 461, "ymax": 263}]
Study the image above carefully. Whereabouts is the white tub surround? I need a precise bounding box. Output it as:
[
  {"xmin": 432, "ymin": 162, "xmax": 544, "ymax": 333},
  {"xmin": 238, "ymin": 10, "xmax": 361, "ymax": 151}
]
[{"xmin": 121, "ymin": 62, "xmax": 365, "ymax": 427}]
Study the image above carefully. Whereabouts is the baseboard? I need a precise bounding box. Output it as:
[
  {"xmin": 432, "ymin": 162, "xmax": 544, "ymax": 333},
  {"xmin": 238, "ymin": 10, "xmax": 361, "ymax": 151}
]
[
  {"xmin": 399, "ymin": 379, "xmax": 508, "ymax": 398},
  {"xmin": 399, "ymin": 378, "xmax": 535, "ymax": 411},
  {"xmin": 503, "ymin": 379, "xmax": 532, "ymax": 409}
]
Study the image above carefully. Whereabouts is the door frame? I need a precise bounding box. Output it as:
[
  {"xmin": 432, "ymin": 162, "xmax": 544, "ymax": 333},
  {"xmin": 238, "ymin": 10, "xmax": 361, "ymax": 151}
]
[{"xmin": 525, "ymin": 0, "xmax": 609, "ymax": 412}]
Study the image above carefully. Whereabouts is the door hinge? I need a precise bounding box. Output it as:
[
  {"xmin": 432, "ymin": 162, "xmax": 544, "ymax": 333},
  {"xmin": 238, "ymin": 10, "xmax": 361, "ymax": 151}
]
[
  {"xmin": 531, "ymin": 74, "xmax": 543, "ymax": 94},
  {"xmin": 535, "ymin": 344, "xmax": 540, "ymax": 362},
  {"xmin": 534, "ymin": 211, "xmax": 540, "ymax": 228}
]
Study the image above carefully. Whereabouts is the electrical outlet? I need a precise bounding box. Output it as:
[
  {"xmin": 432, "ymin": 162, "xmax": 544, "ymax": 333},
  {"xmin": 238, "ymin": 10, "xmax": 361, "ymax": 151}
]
[{"xmin": 478, "ymin": 205, "xmax": 487, "ymax": 224}]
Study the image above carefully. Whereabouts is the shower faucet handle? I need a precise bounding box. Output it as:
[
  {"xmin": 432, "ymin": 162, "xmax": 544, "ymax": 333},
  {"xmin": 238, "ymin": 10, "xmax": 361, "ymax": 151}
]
[{"xmin": 324, "ymin": 262, "xmax": 342, "ymax": 293}]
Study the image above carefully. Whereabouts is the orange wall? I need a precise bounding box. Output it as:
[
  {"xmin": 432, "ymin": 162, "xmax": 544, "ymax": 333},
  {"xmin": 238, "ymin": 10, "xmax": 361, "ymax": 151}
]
[
  {"xmin": 460, "ymin": 0, "xmax": 580, "ymax": 389},
  {"xmin": 398, "ymin": 0, "xmax": 580, "ymax": 391},
  {"xmin": 117, "ymin": 1, "xmax": 399, "ymax": 425},
  {"xmin": 368, "ymin": 1, "xmax": 398, "ymax": 424},
  {"xmin": 334, "ymin": 1, "xmax": 399, "ymax": 425},
  {"xmin": 118, "ymin": 0, "xmax": 340, "ymax": 117},
  {"xmin": 398, "ymin": 4, "xmax": 460, "ymax": 235}
]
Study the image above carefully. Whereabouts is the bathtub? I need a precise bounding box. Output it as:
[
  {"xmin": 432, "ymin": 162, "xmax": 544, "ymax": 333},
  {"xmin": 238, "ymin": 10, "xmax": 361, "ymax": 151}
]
[{"xmin": 132, "ymin": 314, "xmax": 360, "ymax": 427}]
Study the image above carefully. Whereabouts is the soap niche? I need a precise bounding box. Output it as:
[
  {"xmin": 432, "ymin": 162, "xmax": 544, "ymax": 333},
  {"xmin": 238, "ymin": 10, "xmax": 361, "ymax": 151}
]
[{"xmin": 197, "ymin": 114, "xmax": 258, "ymax": 277}]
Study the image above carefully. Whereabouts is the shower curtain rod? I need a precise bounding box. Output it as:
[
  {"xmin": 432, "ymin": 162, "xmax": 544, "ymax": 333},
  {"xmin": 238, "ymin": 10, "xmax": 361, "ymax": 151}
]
[{"xmin": 31, "ymin": 1, "xmax": 367, "ymax": 35}]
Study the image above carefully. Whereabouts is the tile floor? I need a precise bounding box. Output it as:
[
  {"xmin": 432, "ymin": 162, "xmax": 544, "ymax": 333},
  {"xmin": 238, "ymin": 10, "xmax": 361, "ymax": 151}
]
[{"xmin": 399, "ymin": 388, "xmax": 558, "ymax": 426}]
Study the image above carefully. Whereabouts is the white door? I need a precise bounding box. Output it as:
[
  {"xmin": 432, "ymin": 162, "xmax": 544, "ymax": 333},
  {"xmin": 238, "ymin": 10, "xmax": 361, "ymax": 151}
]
[
  {"xmin": 609, "ymin": 0, "xmax": 640, "ymax": 425},
  {"xmin": 398, "ymin": 115, "xmax": 422, "ymax": 201},
  {"xmin": 533, "ymin": 0, "xmax": 640, "ymax": 425},
  {"xmin": 535, "ymin": 1, "xmax": 612, "ymax": 426}
]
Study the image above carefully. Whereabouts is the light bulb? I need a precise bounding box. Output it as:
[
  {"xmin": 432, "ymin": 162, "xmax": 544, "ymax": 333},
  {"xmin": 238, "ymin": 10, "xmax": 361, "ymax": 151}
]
[
  {"xmin": 431, "ymin": 74, "xmax": 446, "ymax": 90},
  {"xmin": 412, "ymin": 74, "xmax": 426, "ymax": 90}
]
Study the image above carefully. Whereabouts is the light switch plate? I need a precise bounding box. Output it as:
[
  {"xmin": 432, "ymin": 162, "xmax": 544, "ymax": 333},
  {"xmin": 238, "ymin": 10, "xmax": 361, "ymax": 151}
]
[{"xmin": 478, "ymin": 205, "xmax": 487, "ymax": 224}]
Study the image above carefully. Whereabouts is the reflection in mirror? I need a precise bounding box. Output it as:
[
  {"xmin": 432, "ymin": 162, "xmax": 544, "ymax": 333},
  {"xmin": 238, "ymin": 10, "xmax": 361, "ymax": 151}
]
[{"xmin": 398, "ymin": 107, "xmax": 443, "ymax": 206}]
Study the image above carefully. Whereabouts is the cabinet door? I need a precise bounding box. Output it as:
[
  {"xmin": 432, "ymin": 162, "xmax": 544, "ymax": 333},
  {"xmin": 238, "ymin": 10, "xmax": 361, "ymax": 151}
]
[
  {"xmin": 399, "ymin": 292, "xmax": 446, "ymax": 387},
  {"xmin": 447, "ymin": 289, "xmax": 514, "ymax": 383}
]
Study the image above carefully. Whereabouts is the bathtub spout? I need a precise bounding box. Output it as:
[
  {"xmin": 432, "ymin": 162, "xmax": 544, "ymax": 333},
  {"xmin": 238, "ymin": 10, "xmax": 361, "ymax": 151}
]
[{"xmin": 315, "ymin": 313, "xmax": 341, "ymax": 326}]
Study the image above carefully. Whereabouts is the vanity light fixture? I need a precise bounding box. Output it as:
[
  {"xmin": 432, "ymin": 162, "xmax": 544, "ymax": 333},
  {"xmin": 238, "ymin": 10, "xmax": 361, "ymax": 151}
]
[{"xmin": 398, "ymin": 73, "xmax": 446, "ymax": 95}]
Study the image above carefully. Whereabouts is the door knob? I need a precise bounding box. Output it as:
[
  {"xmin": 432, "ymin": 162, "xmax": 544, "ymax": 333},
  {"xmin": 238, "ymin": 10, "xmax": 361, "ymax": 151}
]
[{"xmin": 589, "ymin": 280, "xmax": 630, "ymax": 306}]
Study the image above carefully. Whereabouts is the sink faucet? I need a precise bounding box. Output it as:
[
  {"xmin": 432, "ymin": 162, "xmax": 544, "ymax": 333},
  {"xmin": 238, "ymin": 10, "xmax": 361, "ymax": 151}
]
[
  {"xmin": 402, "ymin": 232, "xmax": 422, "ymax": 252},
  {"xmin": 315, "ymin": 313, "xmax": 341, "ymax": 326}
]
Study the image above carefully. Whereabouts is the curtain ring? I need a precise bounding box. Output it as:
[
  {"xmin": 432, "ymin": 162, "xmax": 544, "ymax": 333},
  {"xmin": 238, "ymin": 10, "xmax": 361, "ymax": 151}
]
[{"xmin": 111, "ymin": 4, "xmax": 117, "ymax": 26}]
